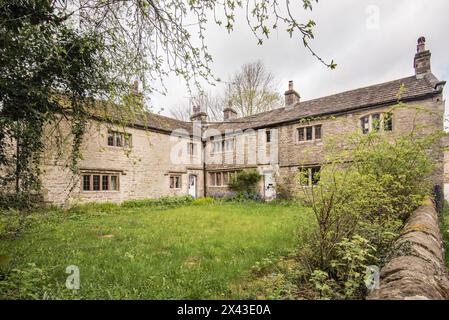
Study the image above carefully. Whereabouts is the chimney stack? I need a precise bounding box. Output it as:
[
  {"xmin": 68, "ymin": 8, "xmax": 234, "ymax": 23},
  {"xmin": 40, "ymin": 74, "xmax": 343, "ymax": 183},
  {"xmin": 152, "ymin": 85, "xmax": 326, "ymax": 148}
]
[
  {"xmin": 414, "ymin": 36, "xmax": 431, "ymax": 79},
  {"xmin": 223, "ymin": 101, "xmax": 237, "ymax": 121},
  {"xmin": 284, "ymin": 80, "xmax": 300, "ymax": 110},
  {"xmin": 190, "ymin": 105, "xmax": 208, "ymax": 122}
]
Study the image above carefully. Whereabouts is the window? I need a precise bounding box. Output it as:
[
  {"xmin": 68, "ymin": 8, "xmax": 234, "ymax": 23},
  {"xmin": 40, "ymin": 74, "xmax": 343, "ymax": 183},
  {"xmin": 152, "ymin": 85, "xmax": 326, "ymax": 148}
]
[
  {"xmin": 372, "ymin": 114, "xmax": 381, "ymax": 131},
  {"xmin": 212, "ymin": 140, "xmax": 223, "ymax": 154},
  {"xmin": 306, "ymin": 127, "xmax": 313, "ymax": 140},
  {"xmin": 82, "ymin": 173, "xmax": 119, "ymax": 191},
  {"xmin": 102, "ymin": 175, "xmax": 109, "ymax": 191},
  {"xmin": 170, "ymin": 175, "xmax": 181, "ymax": 189},
  {"xmin": 298, "ymin": 128, "xmax": 305, "ymax": 141},
  {"xmin": 224, "ymin": 138, "xmax": 235, "ymax": 152},
  {"xmin": 299, "ymin": 167, "xmax": 321, "ymax": 187},
  {"xmin": 361, "ymin": 116, "xmax": 370, "ymax": 134},
  {"xmin": 83, "ymin": 175, "xmax": 90, "ymax": 191},
  {"xmin": 187, "ymin": 142, "xmax": 197, "ymax": 156},
  {"xmin": 108, "ymin": 131, "xmax": 132, "ymax": 148},
  {"xmin": 266, "ymin": 130, "xmax": 271, "ymax": 143},
  {"xmin": 209, "ymin": 171, "xmax": 240, "ymax": 186},
  {"xmin": 315, "ymin": 125, "xmax": 322, "ymax": 140},
  {"xmin": 93, "ymin": 175, "xmax": 100, "ymax": 191},
  {"xmin": 297, "ymin": 125, "xmax": 323, "ymax": 142},
  {"xmin": 383, "ymin": 113, "xmax": 393, "ymax": 131},
  {"xmin": 360, "ymin": 113, "xmax": 393, "ymax": 134}
]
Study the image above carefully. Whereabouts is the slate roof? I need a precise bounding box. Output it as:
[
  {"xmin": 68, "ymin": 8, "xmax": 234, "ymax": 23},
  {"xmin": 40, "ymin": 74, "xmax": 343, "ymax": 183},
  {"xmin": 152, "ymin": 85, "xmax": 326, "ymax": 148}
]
[{"xmin": 206, "ymin": 73, "xmax": 442, "ymax": 134}]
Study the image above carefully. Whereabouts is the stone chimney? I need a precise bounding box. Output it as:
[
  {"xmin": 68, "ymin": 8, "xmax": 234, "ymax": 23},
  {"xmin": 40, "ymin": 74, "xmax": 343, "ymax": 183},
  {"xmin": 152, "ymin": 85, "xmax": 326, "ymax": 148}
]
[
  {"xmin": 223, "ymin": 101, "xmax": 237, "ymax": 121},
  {"xmin": 190, "ymin": 105, "xmax": 208, "ymax": 122},
  {"xmin": 284, "ymin": 80, "xmax": 300, "ymax": 110},
  {"xmin": 414, "ymin": 36, "xmax": 431, "ymax": 79}
]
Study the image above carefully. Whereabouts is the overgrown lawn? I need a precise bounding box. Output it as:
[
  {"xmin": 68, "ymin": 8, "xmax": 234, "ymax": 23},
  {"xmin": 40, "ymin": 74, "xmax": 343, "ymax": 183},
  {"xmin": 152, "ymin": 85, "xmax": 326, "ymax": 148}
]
[{"xmin": 0, "ymin": 202, "xmax": 311, "ymax": 299}]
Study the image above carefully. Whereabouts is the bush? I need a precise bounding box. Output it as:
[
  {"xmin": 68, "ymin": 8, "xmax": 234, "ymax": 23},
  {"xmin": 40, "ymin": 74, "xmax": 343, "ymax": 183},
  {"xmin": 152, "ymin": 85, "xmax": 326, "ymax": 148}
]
[
  {"xmin": 192, "ymin": 197, "xmax": 215, "ymax": 206},
  {"xmin": 229, "ymin": 170, "xmax": 262, "ymax": 194},
  {"xmin": 0, "ymin": 192, "xmax": 34, "ymax": 210},
  {"xmin": 296, "ymin": 121, "xmax": 442, "ymax": 299},
  {"xmin": 122, "ymin": 195, "xmax": 193, "ymax": 209}
]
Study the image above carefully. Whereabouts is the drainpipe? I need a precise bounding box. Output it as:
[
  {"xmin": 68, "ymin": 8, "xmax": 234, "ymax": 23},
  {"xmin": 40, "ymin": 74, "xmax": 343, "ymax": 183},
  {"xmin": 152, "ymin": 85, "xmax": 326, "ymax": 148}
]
[{"xmin": 202, "ymin": 140, "xmax": 207, "ymax": 197}]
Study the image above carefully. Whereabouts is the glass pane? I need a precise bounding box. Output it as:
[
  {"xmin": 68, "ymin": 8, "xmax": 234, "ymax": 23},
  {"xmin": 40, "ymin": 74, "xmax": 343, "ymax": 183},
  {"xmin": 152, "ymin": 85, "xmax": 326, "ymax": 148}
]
[
  {"xmin": 83, "ymin": 175, "xmax": 90, "ymax": 191},
  {"xmin": 124, "ymin": 134, "xmax": 132, "ymax": 147},
  {"xmin": 361, "ymin": 117, "xmax": 370, "ymax": 134},
  {"xmin": 384, "ymin": 113, "xmax": 393, "ymax": 131},
  {"xmin": 306, "ymin": 127, "xmax": 313, "ymax": 140},
  {"xmin": 223, "ymin": 172, "xmax": 229, "ymax": 185},
  {"xmin": 102, "ymin": 175, "xmax": 109, "ymax": 191},
  {"xmin": 111, "ymin": 176, "xmax": 118, "ymax": 191},
  {"xmin": 115, "ymin": 133, "xmax": 122, "ymax": 147},
  {"xmin": 93, "ymin": 175, "xmax": 100, "ymax": 191},
  {"xmin": 298, "ymin": 128, "xmax": 304, "ymax": 141},
  {"xmin": 311, "ymin": 167, "xmax": 321, "ymax": 185},
  {"xmin": 175, "ymin": 176, "xmax": 180, "ymax": 188},
  {"xmin": 107, "ymin": 132, "xmax": 114, "ymax": 146},
  {"xmin": 266, "ymin": 131, "xmax": 271, "ymax": 143},
  {"xmin": 372, "ymin": 114, "xmax": 381, "ymax": 131},
  {"xmin": 216, "ymin": 173, "xmax": 221, "ymax": 186},
  {"xmin": 315, "ymin": 125, "xmax": 322, "ymax": 140}
]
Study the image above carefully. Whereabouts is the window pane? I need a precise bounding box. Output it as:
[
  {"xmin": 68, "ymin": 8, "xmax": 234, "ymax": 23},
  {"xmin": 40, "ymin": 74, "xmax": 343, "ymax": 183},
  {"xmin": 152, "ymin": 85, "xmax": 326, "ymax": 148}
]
[
  {"xmin": 372, "ymin": 114, "xmax": 381, "ymax": 131},
  {"xmin": 266, "ymin": 130, "xmax": 271, "ymax": 143},
  {"xmin": 315, "ymin": 125, "xmax": 322, "ymax": 140},
  {"xmin": 111, "ymin": 176, "xmax": 118, "ymax": 191},
  {"xmin": 93, "ymin": 175, "xmax": 100, "ymax": 191},
  {"xmin": 361, "ymin": 117, "xmax": 370, "ymax": 134},
  {"xmin": 107, "ymin": 132, "xmax": 114, "ymax": 146},
  {"xmin": 170, "ymin": 176, "xmax": 174, "ymax": 189},
  {"xmin": 306, "ymin": 127, "xmax": 313, "ymax": 140},
  {"xmin": 83, "ymin": 175, "xmax": 90, "ymax": 191},
  {"xmin": 311, "ymin": 167, "xmax": 321, "ymax": 185},
  {"xmin": 223, "ymin": 172, "xmax": 229, "ymax": 185},
  {"xmin": 175, "ymin": 176, "xmax": 181, "ymax": 189},
  {"xmin": 216, "ymin": 172, "xmax": 221, "ymax": 186},
  {"xmin": 298, "ymin": 128, "xmax": 304, "ymax": 141},
  {"xmin": 115, "ymin": 133, "xmax": 123, "ymax": 147},
  {"xmin": 124, "ymin": 134, "xmax": 132, "ymax": 147},
  {"xmin": 102, "ymin": 175, "xmax": 109, "ymax": 191},
  {"xmin": 384, "ymin": 113, "xmax": 393, "ymax": 131},
  {"xmin": 299, "ymin": 168, "xmax": 310, "ymax": 186}
]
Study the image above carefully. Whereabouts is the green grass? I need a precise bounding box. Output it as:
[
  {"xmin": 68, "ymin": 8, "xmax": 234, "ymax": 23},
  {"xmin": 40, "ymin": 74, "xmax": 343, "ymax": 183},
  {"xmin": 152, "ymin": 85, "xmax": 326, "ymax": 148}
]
[
  {"xmin": 0, "ymin": 202, "xmax": 312, "ymax": 299},
  {"xmin": 442, "ymin": 201, "xmax": 449, "ymax": 268}
]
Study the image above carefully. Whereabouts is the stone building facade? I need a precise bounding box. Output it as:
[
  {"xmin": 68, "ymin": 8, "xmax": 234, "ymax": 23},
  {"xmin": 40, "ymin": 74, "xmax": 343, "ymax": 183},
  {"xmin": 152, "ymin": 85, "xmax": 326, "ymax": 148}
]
[{"xmin": 37, "ymin": 37, "xmax": 445, "ymax": 205}]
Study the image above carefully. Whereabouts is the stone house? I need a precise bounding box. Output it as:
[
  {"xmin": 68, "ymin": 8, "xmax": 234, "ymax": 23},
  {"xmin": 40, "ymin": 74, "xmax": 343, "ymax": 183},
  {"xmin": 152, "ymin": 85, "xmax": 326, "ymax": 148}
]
[{"xmin": 36, "ymin": 37, "xmax": 445, "ymax": 205}]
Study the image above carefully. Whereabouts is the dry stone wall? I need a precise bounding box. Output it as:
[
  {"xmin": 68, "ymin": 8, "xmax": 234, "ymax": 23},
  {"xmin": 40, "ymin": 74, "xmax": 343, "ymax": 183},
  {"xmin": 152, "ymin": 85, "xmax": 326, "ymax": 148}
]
[{"xmin": 368, "ymin": 200, "xmax": 449, "ymax": 300}]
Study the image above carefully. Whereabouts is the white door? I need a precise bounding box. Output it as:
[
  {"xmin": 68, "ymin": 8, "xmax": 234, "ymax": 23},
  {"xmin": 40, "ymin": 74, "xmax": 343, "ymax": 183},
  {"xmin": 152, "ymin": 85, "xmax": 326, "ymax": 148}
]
[
  {"xmin": 188, "ymin": 175, "xmax": 197, "ymax": 198},
  {"xmin": 264, "ymin": 172, "xmax": 276, "ymax": 201}
]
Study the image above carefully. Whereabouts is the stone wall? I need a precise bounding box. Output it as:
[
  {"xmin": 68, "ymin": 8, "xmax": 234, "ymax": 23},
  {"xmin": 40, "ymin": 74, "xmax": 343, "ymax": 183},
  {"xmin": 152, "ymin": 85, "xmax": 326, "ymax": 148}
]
[
  {"xmin": 368, "ymin": 200, "xmax": 449, "ymax": 300},
  {"xmin": 41, "ymin": 119, "xmax": 203, "ymax": 205}
]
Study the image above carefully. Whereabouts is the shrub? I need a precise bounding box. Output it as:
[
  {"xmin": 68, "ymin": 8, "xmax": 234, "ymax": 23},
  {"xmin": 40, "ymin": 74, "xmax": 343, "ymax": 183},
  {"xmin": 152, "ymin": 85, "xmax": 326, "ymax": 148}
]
[
  {"xmin": 296, "ymin": 119, "xmax": 442, "ymax": 299},
  {"xmin": 229, "ymin": 170, "xmax": 262, "ymax": 194},
  {"xmin": 122, "ymin": 195, "xmax": 193, "ymax": 209},
  {"xmin": 192, "ymin": 197, "xmax": 215, "ymax": 206}
]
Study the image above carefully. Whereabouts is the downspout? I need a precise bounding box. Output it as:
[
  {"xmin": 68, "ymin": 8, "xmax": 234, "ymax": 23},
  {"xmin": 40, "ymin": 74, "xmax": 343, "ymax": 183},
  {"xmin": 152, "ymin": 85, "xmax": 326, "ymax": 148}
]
[{"xmin": 202, "ymin": 140, "xmax": 207, "ymax": 197}]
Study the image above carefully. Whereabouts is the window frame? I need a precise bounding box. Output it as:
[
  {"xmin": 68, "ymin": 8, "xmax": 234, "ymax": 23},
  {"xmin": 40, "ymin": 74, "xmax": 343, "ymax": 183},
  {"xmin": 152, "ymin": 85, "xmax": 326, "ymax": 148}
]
[
  {"xmin": 298, "ymin": 166, "xmax": 321, "ymax": 187},
  {"xmin": 297, "ymin": 125, "xmax": 323, "ymax": 142},
  {"xmin": 169, "ymin": 175, "xmax": 182, "ymax": 190},
  {"xmin": 81, "ymin": 173, "xmax": 120, "ymax": 192},
  {"xmin": 107, "ymin": 130, "xmax": 132, "ymax": 148},
  {"xmin": 360, "ymin": 112, "xmax": 394, "ymax": 134}
]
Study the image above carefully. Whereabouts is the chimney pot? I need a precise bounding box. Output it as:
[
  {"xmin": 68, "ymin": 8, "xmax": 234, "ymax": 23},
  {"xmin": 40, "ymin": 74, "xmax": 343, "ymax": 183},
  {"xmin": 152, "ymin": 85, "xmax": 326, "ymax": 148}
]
[{"xmin": 414, "ymin": 36, "xmax": 431, "ymax": 78}]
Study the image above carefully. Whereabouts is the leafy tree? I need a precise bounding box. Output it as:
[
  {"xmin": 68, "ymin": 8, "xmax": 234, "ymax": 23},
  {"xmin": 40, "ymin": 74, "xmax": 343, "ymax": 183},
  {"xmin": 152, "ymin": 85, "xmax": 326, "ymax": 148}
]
[
  {"xmin": 0, "ymin": 0, "xmax": 118, "ymax": 199},
  {"xmin": 229, "ymin": 170, "xmax": 262, "ymax": 194},
  {"xmin": 1, "ymin": 0, "xmax": 335, "ymax": 201}
]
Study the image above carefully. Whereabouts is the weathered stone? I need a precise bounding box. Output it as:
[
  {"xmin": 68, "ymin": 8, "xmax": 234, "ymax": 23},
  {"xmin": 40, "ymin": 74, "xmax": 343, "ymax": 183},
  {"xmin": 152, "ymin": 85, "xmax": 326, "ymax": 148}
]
[{"xmin": 368, "ymin": 201, "xmax": 449, "ymax": 300}]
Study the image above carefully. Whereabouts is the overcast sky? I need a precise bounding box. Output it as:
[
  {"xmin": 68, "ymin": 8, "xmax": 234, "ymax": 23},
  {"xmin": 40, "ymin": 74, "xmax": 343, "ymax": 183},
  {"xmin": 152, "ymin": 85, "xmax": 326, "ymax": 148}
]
[{"xmin": 152, "ymin": 0, "xmax": 449, "ymax": 118}]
